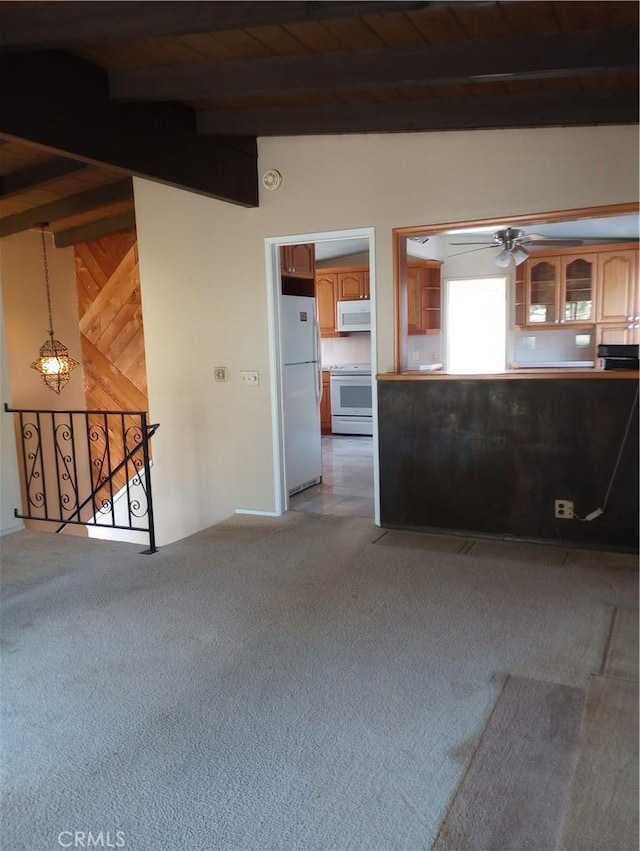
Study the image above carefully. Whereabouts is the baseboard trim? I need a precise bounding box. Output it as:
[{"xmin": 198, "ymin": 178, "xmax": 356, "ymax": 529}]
[
  {"xmin": 0, "ymin": 521, "xmax": 25, "ymax": 537},
  {"xmin": 235, "ymin": 508, "xmax": 282, "ymax": 517}
]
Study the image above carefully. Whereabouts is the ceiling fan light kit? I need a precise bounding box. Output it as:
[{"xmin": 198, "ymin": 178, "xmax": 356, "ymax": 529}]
[{"xmin": 495, "ymin": 248, "xmax": 512, "ymax": 267}]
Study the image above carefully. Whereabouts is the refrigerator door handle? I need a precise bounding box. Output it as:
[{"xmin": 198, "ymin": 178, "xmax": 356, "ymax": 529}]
[{"xmin": 314, "ymin": 315, "xmax": 322, "ymax": 408}]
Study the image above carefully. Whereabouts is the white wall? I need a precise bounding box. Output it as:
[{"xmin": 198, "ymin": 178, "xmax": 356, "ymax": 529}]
[
  {"xmin": 0, "ymin": 298, "xmax": 23, "ymax": 536},
  {"xmin": 1, "ymin": 231, "xmax": 85, "ymax": 410},
  {"xmin": 0, "ymin": 231, "xmax": 86, "ymax": 536},
  {"xmin": 133, "ymin": 125, "xmax": 638, "ymax": 545}
]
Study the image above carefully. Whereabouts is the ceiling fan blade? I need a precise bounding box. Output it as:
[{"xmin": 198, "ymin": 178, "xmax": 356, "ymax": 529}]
[
  {"xmin": 520, "ymin": 237, "xmax": 584, "ymax": 247},
  {"xmin": 448, "ymin": 245, "xmax": 495, "ymax": 257},
  {"xmin": 518, "ymin": 233, "xmax": 545, "ymax": 241},
  {"xmin": 450, "ymin": 241, "xmax": 494, "ymax": 246}
]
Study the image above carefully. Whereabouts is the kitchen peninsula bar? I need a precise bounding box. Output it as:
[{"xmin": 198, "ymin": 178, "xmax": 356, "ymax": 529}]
[{"xmin": 377, "ymin": 369, "xmax": 639, "ymax": 550}]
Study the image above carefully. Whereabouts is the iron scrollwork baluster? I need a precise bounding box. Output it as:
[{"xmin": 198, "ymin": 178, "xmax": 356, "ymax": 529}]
[
  {"xmin": 54, "ymin": 417, "xmax": 79, "ymax": 519},
  {"xmin": 21, "ymin": 417, "xmax": 45, "ymax": 514},
  {"xmin": 5, "ymin": 405, "xmax": 159, "ymax": 553}
]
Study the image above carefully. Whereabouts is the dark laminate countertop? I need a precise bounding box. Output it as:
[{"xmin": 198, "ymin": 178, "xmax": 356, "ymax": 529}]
[{"xmin": 378, "ymin": 370, "xmax": 640, "ymax": 381}]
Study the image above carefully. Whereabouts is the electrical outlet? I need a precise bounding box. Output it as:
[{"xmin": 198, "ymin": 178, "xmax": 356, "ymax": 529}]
[
  {"xmin": 554, "ymin": 499, "xmax": 574, "ymax": 519},
  {"xmin": 240, "ymin": 370, "xmax": 259, "ymax": 386},
  {"xmin": 214, "ymin": 366, "xmax": 228, "ymax": 382}
]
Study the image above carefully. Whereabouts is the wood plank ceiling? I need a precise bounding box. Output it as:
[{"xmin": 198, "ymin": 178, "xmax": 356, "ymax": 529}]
[{"xmin": 0, "ymin": 1, "xmax": 637, "ymax": 246}]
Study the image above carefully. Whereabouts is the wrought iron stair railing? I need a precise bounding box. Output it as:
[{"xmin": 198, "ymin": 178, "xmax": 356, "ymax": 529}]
[{"xmin": 4, "ymin": 405, "xmax": 159, "ymax": 553}]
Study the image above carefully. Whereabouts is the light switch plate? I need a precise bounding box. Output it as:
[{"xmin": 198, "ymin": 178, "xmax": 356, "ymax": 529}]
[{"xmin": 240, "ymin": 370, "xmax": 259, "ymax": 386}]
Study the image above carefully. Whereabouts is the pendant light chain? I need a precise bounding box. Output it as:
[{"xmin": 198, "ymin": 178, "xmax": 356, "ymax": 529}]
[
  {"xmin": 31, "ymin": 223, "xmax": 79, "ymax": 393},
  {"xmin": 40, "ymin": 225, "xmax": 55, "ymax": 341}
]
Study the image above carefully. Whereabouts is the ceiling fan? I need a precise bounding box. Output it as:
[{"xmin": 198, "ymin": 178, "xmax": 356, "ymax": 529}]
[{"xmin": 450, "ymin": 227, "xmax": 584, "ymax": 267}]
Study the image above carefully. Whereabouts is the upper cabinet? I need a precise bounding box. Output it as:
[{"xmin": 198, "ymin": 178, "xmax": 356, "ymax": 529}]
[
  {"xmin": 316, "ymin": 263, "xmax": 370, "ymax": 338},
  {"xmin": 280, "ymin": 244, "xmax": 315, "ymax": 279},
  {"xmin": 595, "ymin": 248, "xmax": 639, "ymax": 345},
  {"xmin": 563, "ymin": 256, "xmax": 595, "ymax": 322},
  {"xmin": 525, "ymin": 254, "xmax": 595, "ymax": 326},
  {"xmin": 519, "ymin": 244, "xmax": 638, "ymax": 331},
  {"xmin": 316, "ymin": 271, "xmax": 344, "ymax": 338},
  {"xmin": 407, "ymin": 261, "xmax": 442, "ymax": 335},
  {"xmin": 596, "ymin": 249, "xmax": 638, "ymax": 323},
  {"xmin": 337, "ymin": 268, "xmax": 369, "ymax": 300}
]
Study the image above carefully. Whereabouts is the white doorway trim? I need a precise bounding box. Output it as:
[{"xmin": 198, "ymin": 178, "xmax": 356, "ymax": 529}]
[{"xmin": 265, "ymin": 227, "xmax": 380, "ymax": 526}]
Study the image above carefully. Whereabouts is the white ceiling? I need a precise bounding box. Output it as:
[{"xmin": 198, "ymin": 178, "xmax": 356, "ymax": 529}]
[
  {"xmin": 315, "ymin": 214, "xmax": 639, "ymax": 261},
  {"xmin": 314, "ymin": 237, "xmax": 369, "ymax": 261},
  {"xmin": 442, "ymin": 214, "xmax": 639, "ymax": 242}
]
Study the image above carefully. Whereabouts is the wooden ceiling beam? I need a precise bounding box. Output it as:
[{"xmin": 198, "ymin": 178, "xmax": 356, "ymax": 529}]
[
  {"xmin": 53, "ymin": 210, "xmax": 137, "ymax": 248},
  {"xmin": 197, "ymin": 90, "xmax": 639, "ymax": 136},
  {"xmin": 0, "ymin": 157, "xmax": 89, "ymax": 200},
  {"xmin": 0, "ymin": 50, "xmax": 258, "ymax": 208},
  {"xmin": 0, "ymin": 179, "xmax": 133, "ymax": 238},
  {"xmin": 110, "ymin": 28, "xmax": 639, "ymax": 102},
  {"xmin": 0, "ymin": 1, "xmax": 439, "ymax": 48}
]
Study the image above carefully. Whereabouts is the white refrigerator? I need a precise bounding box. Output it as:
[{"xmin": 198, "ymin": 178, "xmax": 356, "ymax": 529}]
[{"xmin": 281, "ymin": 295, "xmax": 323, "ymax": 495}]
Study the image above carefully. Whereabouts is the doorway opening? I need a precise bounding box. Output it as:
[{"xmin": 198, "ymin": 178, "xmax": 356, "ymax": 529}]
[{"xmin": 266, "ymin": 228, "xmax": 378, "ymax": 524}]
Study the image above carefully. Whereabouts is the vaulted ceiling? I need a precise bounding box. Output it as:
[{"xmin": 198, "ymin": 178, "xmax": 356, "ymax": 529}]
[{"xmin": 0, "ymin": 1, "xmax": 637, "ymax": 246}]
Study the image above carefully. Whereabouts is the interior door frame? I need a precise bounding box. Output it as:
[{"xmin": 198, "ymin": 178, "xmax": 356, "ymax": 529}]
[{"xmin": 265, "ymin": 227, "xmax": 379, "ymax": 525}]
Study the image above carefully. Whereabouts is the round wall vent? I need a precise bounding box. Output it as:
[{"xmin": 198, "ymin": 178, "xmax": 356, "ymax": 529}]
[{"xmin": 262, "ymin": 169, "xmax": 283, "ymax": 191}]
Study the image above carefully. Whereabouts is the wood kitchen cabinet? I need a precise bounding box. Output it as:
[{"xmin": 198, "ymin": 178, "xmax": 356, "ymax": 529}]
[
  {"xmin": 316, "ymin": 271, "xmax": 344, "ymax": 338},
  {"xmin": 596, "ymin": 249, "xmax": 638, "ymax": 323},
  {"xmin": 280, "ymin": 244, "xmax": 315, "ymax": 278},
  {"xmin": 337, "ymin": 268, "xmax": 369, "ymax": 300},
  {"xmin": 519, "ymin": 244, "xmax": 640, "ymax": 346},
  {"xmin": 316, "ymin": 263, "xmax": 370, "ymax": 337},
  {"xmin": 595, "ymin": 322, "xmax": 639, "ymax": 346},
  {"xmin": 320, "ymin": 371, "xmax": 332, "ymax": 433},
  {"xmin": 514, "ymin": 263, "xmax": 526, "ymax": 327},
  {"xmin": 595, "ymin": 249, "xmax": 640, "ymax": 345},
  {"xmin": 525, "ymin": 254, "xmax": 595, "ymax": 326},
  {"xmin": 407, "ymin": 260, "xmax": 442, "ymax": 335}
]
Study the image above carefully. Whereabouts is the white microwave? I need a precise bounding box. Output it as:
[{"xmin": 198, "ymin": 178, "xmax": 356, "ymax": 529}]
[{"xmin": 337, "ymin": 300, "xmax": 371, "ymax": 333}]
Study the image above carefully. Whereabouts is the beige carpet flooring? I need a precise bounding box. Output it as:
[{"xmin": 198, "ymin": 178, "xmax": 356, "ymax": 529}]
[
  {"xmin": 376, "ymin": 528, "xmax": 638, "ymax": 569},
  {"xmin": 1, "ymin": 514, "xmax": 638, "ymax": 851},
  {"xmin": 433, "ymin": 676, "xmax": 586, "ymax": 851},
  {"xmin": 560, "ymin": 675, "xmax": 638, "ymax": 851}
]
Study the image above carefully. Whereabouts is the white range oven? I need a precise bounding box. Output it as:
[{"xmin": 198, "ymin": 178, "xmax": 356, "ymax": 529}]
[{"xmin": 329, "ymin": 363, "xmax": 373, "ymax": 436}]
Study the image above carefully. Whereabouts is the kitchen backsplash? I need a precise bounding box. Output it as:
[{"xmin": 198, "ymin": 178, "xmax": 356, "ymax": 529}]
[
  {"xmin": 512, "ymin": 328, "xmax": 595, "ymax": 366},
  {"xmin": 406, "ymin": 334, "xmax": 442, "ymax": 368},
  {"xmin": 321, "ymin": 333, "xmax": 372, "ymax": 366},
  {"xmin": 320, "ymin": 327, "xmax": 594, "ymax": 370}
]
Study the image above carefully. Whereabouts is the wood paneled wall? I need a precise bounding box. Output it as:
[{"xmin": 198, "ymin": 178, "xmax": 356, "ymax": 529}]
[
  {"xmin": 74, "ymin": 227, "xmax": 149, "ymax": 501},
  {"xmin": 75, "ymin": 227, "xmax": 147, "ymax": 411}
]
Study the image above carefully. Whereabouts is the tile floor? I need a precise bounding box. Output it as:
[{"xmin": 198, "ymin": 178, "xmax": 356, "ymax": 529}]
[{"xmin": 288, "ymin": 434, "xmax": 374, "ymax": 517}]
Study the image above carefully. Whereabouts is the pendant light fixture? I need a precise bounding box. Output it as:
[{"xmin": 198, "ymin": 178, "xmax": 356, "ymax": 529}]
[{"xmin": 30, "ymin": 224, "xmax": 78, "ymax": 393}]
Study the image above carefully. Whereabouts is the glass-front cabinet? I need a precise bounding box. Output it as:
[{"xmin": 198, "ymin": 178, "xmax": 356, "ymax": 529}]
[
  {"xmin": 528, "ymin": 259, "xmax": 559, "ymax": 324},
  {"xmin": 525, "ymin": 254, "xmax": 594, "ymax": 326},
  {"xmin": 563, "ymin": 256, "xmax": 594, "ymax": 322}
]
